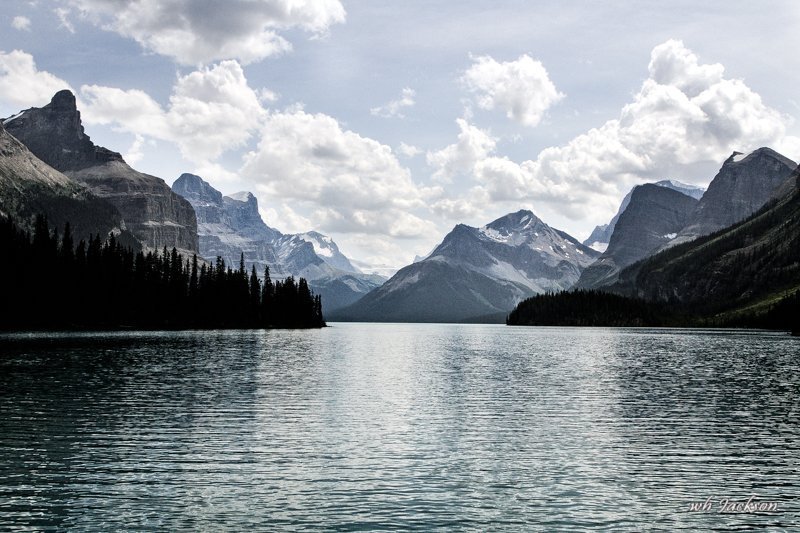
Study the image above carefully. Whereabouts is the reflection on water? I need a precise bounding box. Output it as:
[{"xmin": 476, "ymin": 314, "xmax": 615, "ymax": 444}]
[{"xmin": 0, "ymin": 325, "xmax": 798, "ymax": 530}]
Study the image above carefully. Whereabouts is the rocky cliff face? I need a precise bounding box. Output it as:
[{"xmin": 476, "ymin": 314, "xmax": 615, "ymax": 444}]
[
  {"xmin": 610, "ymin": 177, "xmax": 800, "ymax": 316},
  {"xmin": 0, "ymin": 121, "xmax": 138, "ymax": 246},
  {"xmin": 575, "ymin": 185, "xmax": 698, "ymax": 289},
  {"xmin": 333, "ymin": 210, "xmax": 600, "ymax": 323},
  {"xmin": 4, "ymin": 91, "xmax": 198, "ymax": 254},
  {"xmin": 172, "ymin": 173, "xmax": 384, "ymax": 312},
  {"xmin": 583, "ymin": 180, "xmax": 704, "ymax": 252},
  {"xmin": 674, "ymin": 148, "xmax": 796, "ymax": 244}
]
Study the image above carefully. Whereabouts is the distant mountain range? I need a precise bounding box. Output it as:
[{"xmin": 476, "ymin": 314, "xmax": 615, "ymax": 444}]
[
  {"xmin": 510, "ymin": 148, "xmax": 800, "ymax": 330},
  {"xmin": 172, "ymin": 173, "xmax": 384, "ymax": 312},
  {"xmin": 331, "ymin": 210, "xmax": 600, "ymax": 323},
  {"xmin": 3, "ymin": 90, "xmax": 800, "ymax": 327}
]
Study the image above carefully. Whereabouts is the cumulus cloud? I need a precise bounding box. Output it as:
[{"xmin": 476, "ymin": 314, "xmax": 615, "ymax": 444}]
[
  {"xmin": 165, "ymin": 61, "xmax": 266, "ymax": 160},
  {"xmin": 426, "ymin": 118, "xmax": 496, "ymax": 182},
  {"xmin": 371, "ymin": 87, "xmax": 416, "ymax": 118},
  {"xmin": 0, "ymin": 50, "xmax": 72, "ymax": 109},
  {"xmin": 241, "ymin": 108, "xmax": 437, "ymax": 238},
  {"xmin": 12, "ymin": 16, "xmax": 31, "ymax": 31},
  {"xmin": 462, "ymin": 54, "xmax": 564, "ymax": 127},
  {"xmin": 80, "ymin": 60, "xmax": 266, "ymax": 166},
  {"xmin": 66, "ymin": 0, "xmax": 346, "ymax": 65},
  {"xmin": 433, "ymin": 40, "xmax": 799, "ymax": 228},
  {"xmin": 397, "ymin": 142, "xmax": 421, "ymax": 158}
]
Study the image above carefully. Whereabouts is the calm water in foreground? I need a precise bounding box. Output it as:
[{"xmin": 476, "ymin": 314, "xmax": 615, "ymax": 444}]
[{"xmin": 0, "ymin": 324, "xmax": 798, "ymax": 531}]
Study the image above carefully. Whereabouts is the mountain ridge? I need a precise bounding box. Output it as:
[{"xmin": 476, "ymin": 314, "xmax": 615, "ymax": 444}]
[{"xmin": 331, "ymin": 209, "xmax": 600, "ymax": 323}]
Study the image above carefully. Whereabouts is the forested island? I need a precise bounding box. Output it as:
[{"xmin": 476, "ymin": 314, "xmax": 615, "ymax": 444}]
[{"xmin": 0, "ymin": 215, "xmax": 325, "ymax": 330}]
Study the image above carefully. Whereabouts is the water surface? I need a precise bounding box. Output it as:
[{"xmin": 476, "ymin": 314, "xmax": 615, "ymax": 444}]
[{"xmin": 1, "ymin": 324, "xmax": 798, "ymax": 530}]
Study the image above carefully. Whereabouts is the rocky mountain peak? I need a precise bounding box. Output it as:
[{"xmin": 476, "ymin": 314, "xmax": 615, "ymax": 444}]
[
  {"xmin": 4, "ymin": 90, "xmax": 123, "ymax": 171},
  {"xmin": 172, "ymin": 173, "xmax": 223, "ymax": 206},
  {"xmin": 5, "ymin": 91, "xmax": 198, "ymax": 253},
  {"xmin": 676, "ymin": 146, "xmax": 797, "ymax": 241},
  {"xmin": 223, "ymin": 191, "xmax": 264, "ymax": 228},
  {"xmin": 485, "ymin": 209, "xmax": 542, "ymax": 232},
  {"xmin": 50, "ymin": 89, "xmax": 79, "ymax": 112},
  {"xmin": 724, "ymin": 147, "xmax": 794, "ymax": 169}
]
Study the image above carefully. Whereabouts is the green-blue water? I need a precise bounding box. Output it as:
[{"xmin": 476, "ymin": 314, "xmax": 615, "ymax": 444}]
[{"xmin": 1, "ymin": 324, "xmax": 798, "ymax": 530}]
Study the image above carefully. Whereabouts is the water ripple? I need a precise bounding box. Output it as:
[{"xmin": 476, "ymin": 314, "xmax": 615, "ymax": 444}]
[{"xmin": 1, "ymin": 325, "xmax": 798, "ymax": 530}]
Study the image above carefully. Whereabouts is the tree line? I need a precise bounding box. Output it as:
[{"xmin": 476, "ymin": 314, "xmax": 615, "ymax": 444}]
[
  {"xmin": 0, "ymin": 215, "xmax": 325, "ymax": 330},
  {"xmin": 506, "ymin": 288, "xmax": 800, "ymax": 334}
]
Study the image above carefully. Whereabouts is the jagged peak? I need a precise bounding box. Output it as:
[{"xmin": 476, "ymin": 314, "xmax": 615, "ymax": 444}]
[
  {"xmin": 227, "ymin": 191, "xmax": 256, "ymax": 203},
  {"xmin": 485, "ymin": 209, "xmax": 543, "ymax": 232},
  {"xmin": 172, "ymin": 173, "xmax": 223, "ymax": 204},
  {"xmin": 48, "ymin": 89, "xmax": 78, "ymax": 112},
  {"xmin": 725, "ymin": 147, "xmax": 795, "ymax": 167}
]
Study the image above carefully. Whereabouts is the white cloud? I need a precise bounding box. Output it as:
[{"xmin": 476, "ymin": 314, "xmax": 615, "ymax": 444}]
[
  {"xmin": 461, "ymin": 54, "xmax": 564, "ymax": 127},
  {"xmin": 12, "ymin": 16, "xmax": 31, "ymax": 31},
  {"xmin": 397, "ymin": 142, "xmax": 421, "ymax": 158},
  {"xmin": 0, "ymin": 50, "xmax": 73, "ymax": 109},
  {"xmin": 647, "ymin": 40, "xmax": 723, "ymax": 97},
  {"xmin": 165, "ymin": 60, "xmax": 266, "ymax": 160},
  {"xmin": 123, "ymin": 134, "xmax": 149, "ymax": 165},
  {"xmin": 80, "ymin": 84, "xmax": 167, "ymax": 133},
  {"xmin": 433, "ymin": 40, "xmax": 799, "ymax": 229},
  {"xmin": 54, "ymin": 7, "xmax": 75, "ymax": 33},
  {"xmin": 241, "ymin": 108, "xmax": 437, "ymax": 238},
  {"xmin": 80, "ymin": 60, "xmax": 266, "ymax": 164},
  {"xmin": 426, "ymin": 118, "xmax": 496, "ymax": 182},
  {"xmin": 370, "ymin": 87, "xmax": 416, "ymax": 118},
  {"xmin": 66, "ymin": 0, "xmax": 346, "ymax": 65}
]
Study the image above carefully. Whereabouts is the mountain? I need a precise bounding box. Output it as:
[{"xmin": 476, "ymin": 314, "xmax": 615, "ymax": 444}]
[
  {"xmin": 670, "ymin": 148, "xmax": 796, "ymax": 246},
  {"xmin": 172, "ymin": 173, "xmax": 384, "ymax": 312},
  {"xmin": 332, "ymin": 210, "xmax": 600, "ymax": 323},
  {"xmin": 575, "ymin": 184, "xmax": 698, "ymax": 289},
  {"xmin": 0, "ymin": 121, "xmax": 138, "ymax": 246},
  {"xmin": 3, "ymin": 90, "xmax": 198, "ymax": 254},
  {"xmin": 609, "ymin": 167, "xmax": 800, "ymax": 320},
  {"xmin": 583, "ymin": 180, "xmax": 704, "ymax": 252}
]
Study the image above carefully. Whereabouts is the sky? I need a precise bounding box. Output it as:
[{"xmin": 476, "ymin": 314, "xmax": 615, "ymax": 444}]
[{"xmin": 2, "ymin": 1, "xmax": 800, "ymax": 275}]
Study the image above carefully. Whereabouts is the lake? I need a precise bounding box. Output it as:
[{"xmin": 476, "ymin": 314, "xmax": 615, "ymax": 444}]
[{"xmin": 0, "ymin": 324, "xmax": 798, "ymax": 530}]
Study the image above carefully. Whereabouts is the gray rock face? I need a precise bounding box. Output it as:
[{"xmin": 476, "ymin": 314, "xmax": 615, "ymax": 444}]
[
  {"xmin": 0, "ymin": 122, "xmax": 139, "ymax": 246},
  {"xmin": 675, "ymin": 148, "xmax": 796, "ymax": 243},
  {"xmin": 583, "ymin": 180, "xmax": 704, "ymax": 252},
  {"xmin": 172, "ymin": 173, "xmax": 384, "ymax": 312},
  {"xmin": 4, "ymin": 91, "xmax": 198, "ymax": 254},
  {"xmin": 332, "ymin": 210, "xmax": 600, "ymax": 323},
  {"xmin": 575, "ymin": 185, "xmax": 698, "ymax": 289}
]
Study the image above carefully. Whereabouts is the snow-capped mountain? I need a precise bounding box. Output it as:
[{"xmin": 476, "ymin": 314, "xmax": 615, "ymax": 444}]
[
  {"xmin": 331, "ymin": 210, "xmax": 600, "ymax": 323},
  {"xmin": 172, "ymin": 173, "xmax": 384, "ymax": 312}
]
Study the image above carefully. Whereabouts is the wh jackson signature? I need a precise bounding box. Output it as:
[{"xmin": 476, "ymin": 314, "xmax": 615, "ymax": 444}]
[{"xmin": 688, "ymin": 495, "xmax": 780, "ymax": 514}]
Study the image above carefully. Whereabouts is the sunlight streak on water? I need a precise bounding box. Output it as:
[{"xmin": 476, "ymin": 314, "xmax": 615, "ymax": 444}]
[{"xmin": 1, "ymin": 325, "xmax": 798, "ymax": 530}]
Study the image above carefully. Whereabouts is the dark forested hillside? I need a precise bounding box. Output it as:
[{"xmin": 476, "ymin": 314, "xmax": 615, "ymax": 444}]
[
  {"xmin": 0, "ymin": 215, "xmax": 325, "ymax": 330},
  {"xmin": 508, "ymin": 179, "xmax": 800, "ymax": 332},
  {"xmin": 506, "ymin": 290, "xmax": 685, "ymax": 327},
  {"xmin": 611, "ymin": 178, "xmax": 800, "ymax": 318}
]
